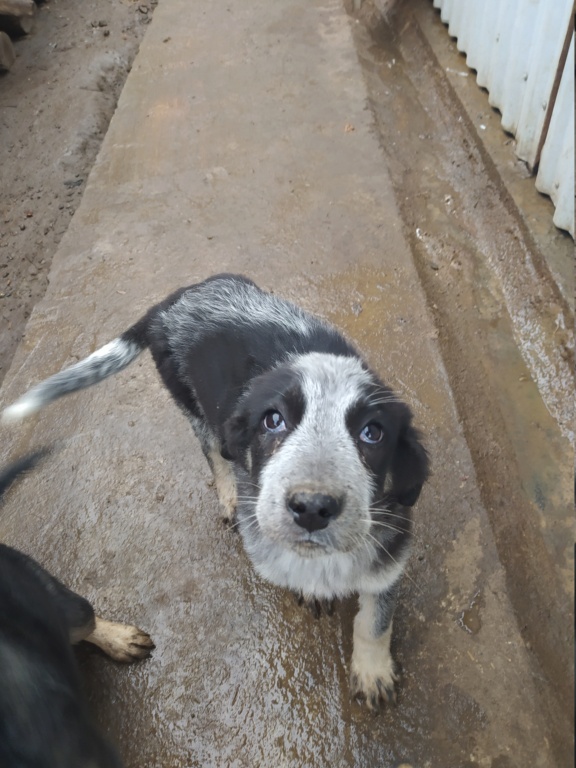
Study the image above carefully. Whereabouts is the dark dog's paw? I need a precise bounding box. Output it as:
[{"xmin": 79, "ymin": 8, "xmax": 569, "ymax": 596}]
[
  {"xmin": 86, "ymin": 618, "xmax": 155, "ymax": 663},
  {"xmin": 350, "ymin": 651, "xmax": 399, "ymax": 711},
  {"xmin": 296, "ymin": 593, "xmax": 335, "ymax": 619}
]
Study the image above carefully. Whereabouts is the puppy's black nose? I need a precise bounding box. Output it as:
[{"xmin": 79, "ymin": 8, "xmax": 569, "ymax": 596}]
[{"xmin": 287, "ymin": 492, "xmax": 342, "ymax": 532}]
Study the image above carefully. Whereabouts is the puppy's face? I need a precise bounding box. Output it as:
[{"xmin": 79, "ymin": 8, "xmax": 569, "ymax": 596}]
[{"xmin": 223, "ymin": 353, "xmax": 428, "ymax": 558}]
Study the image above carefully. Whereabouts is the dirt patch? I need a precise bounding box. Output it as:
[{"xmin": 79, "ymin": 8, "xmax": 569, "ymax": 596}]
[{"xmin": 0, "ymin": 0, "xmax": 156, "ymax": 386}]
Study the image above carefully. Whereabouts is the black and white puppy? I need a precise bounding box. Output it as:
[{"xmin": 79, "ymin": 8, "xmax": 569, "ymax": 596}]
[
  {"xmin": 3, "ymin": 274, "xmax": 429, "ymax": 709},
  {"xmin": 0, "ymin": 452, "xmax": 154, "ymax": 768}
]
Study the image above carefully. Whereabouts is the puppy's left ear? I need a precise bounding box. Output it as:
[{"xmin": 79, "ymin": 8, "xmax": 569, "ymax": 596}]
[
  {"xmin": 221, "ymin": 411, "xmax": 250, "ymax": 462},
  {"xmin": 391, "ymin": 424, "xmax": 430, "ymax": 506}
]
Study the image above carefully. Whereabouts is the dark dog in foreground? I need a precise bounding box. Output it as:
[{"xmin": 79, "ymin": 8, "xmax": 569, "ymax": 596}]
[
  {"xmin": 0, "ymin": 452, "xmax": 154, "ymax": 768},
  {"xmin": 3, "ymin": 273, "xmax": 429, "ymax": 709}
]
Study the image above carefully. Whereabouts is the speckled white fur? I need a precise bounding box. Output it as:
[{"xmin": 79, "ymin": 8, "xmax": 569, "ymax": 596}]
[{"xmin": 2, "ymin": 338, "xmax": 141, "ymax": 423}]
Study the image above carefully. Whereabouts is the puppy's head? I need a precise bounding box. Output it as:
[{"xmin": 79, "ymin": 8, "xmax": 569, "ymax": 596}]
[{"xmin": 223, "ymin": 353, "xmax": 429, "ymax": 557}]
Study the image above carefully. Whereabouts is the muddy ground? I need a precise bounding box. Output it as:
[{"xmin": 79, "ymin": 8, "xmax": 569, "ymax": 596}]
[{"xmin": 0, "ymin": 0, "xmax": 156, "ymax": 385}]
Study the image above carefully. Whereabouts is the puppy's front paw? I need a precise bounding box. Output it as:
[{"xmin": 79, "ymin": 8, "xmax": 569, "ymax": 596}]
[
  {"xmin": 86, "ymin": 618, "xmax": 155, "ymax": 663},
  {"xmin": 350, "ymin": 644, "xmax": 399, "ymax": 711}
]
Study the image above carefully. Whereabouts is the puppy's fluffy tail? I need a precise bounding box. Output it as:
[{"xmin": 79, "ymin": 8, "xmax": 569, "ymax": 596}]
[
  {"xmin": 0, "ymin": 449, "xmax": 49, "ymax": 499},
  {"xmin": 2, "ymin": 325, "xmax": 147, "ymax": 424}
]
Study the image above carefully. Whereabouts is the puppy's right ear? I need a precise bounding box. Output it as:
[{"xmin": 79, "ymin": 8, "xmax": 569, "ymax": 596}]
[
  {"xmin": 390, "ymin": 423, "xmax": 430, "ymax": 507},
  {"xmin": 221, "ymin": 411, "xmax": 250, "ymax": 462}
]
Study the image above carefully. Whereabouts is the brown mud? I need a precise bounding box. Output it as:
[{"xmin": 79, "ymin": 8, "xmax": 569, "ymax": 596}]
[{"xmin": 0, "ymin": 0, "xmax": 156, "ymax": 385}]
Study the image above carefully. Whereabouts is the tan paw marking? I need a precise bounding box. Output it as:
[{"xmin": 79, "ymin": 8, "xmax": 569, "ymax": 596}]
[
  {"xmin": 208, "ymin": 448, "xmax": 238, "ymax": 522},
  {"xmin": 85, "ymin": 616, "xmax": 155, "ymax": 663}
]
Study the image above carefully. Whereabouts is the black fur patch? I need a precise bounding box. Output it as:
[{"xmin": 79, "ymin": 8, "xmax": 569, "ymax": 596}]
[
  {"xmin": 142, "ymin": 276, "xmax": 357, "ymax": 435},
  {"xmin": 0, "ymin": 457, "xmax": 122, "ymax": 768},
  {"xmin": 223, "ymin": 366, "xmax": 306, "ymax": 471}
]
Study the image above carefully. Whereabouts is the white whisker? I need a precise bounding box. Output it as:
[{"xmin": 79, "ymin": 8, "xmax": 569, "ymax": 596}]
[
  {"xmin": 364, "ymin": 531, "xmax": 422, "ymax": 594},
  {"xmin": 241, "ymin": 518, "xmax": 261, "ymax": 533},
  {"xmin": 362, "ymin": 519, "xmax": 411, "ymax": 536},
  {"xmin": 368, "ymin": 508, "xmax": 414, "ymax": 523},
  {"xmin": 228, "ymin": 512, "xmax": 259, "ymax": 532}
]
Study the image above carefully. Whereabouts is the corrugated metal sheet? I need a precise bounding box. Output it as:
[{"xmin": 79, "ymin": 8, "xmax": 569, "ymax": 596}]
[
  {"xmin": 536, "ymin": 37, "xmax": 574, "ymax": 236},
  {"xmin": 432, "ymin": 0, "xmax": 574, "ymax": 237}
]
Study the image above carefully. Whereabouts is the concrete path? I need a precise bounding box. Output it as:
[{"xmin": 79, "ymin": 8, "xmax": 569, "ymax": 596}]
[{"xmin": 0, "ymin": 1, "xmax": 568, "ymax": 766}]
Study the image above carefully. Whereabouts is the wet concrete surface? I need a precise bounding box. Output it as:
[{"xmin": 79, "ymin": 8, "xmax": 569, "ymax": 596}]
[{"xmin": 0, "ymin": 1, "xmax": 572, "ymax": 766}]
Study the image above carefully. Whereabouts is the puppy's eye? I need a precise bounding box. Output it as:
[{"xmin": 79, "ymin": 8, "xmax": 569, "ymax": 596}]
[
  {"xmin": 359, "ymin": 422, "xmax": 384, "ymax": 444},
  {"xmin": 263, "ymin": 410, "xmax": 286, "ymax": 433}
]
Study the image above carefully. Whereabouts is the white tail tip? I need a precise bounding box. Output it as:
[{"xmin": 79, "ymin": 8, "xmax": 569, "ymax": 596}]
[{"xmin": 2, "ymin": 397, "xmax": 42, "ymax": 424}]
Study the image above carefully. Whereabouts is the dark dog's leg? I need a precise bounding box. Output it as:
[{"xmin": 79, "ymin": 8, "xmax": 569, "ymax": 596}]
[
  {"xmin": 57, "ymin": 583, "xmax": 97, "ymax": 643},
  {"xmin": 350, "ymin": 584, "xmax": 400, "ymax": 710},
  {"xmin": 51, "ymin": 582, "xmax": 155, "ymax": 663},
  {"xmin": 61, "ymin": 585, "xmax": 155, "ymax": 663},
  {"xmin": 83, "ymin": 616, "xmax": 155, "ymax": 663},
  {"xmin": 10, "ymin": 551, "xmax": 95, "ymax": 642},
  {"xmin": 23, "ymin": 557, "xmax": 154, "ymax": 662}
]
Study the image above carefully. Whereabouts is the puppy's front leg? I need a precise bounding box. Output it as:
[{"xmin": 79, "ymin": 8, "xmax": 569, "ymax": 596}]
[
  {"xmin": 207, "ymin": 447, "xmax": 238, "ymax": 523},
  {"xmin": 187, "ymin": 417, "xmax": 238, "ymax": 522},
  {"xmin": 350, "ymin": 585, "xmax": 399, "ymax": 711}
]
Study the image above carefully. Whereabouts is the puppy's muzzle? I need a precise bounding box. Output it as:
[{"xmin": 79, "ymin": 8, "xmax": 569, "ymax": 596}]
[{"xmin": 287, "ymin": 491, "xmax": 343, "ymax": 532}]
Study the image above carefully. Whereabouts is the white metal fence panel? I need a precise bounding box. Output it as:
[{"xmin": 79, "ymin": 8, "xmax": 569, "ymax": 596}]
[
  {"xmin": 432, "ymin": 0, "xmax": 575, "ymax": 237},
  {"xmin": 536, "ymin": 37, "xmax": 575, "ymax": 236}
]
